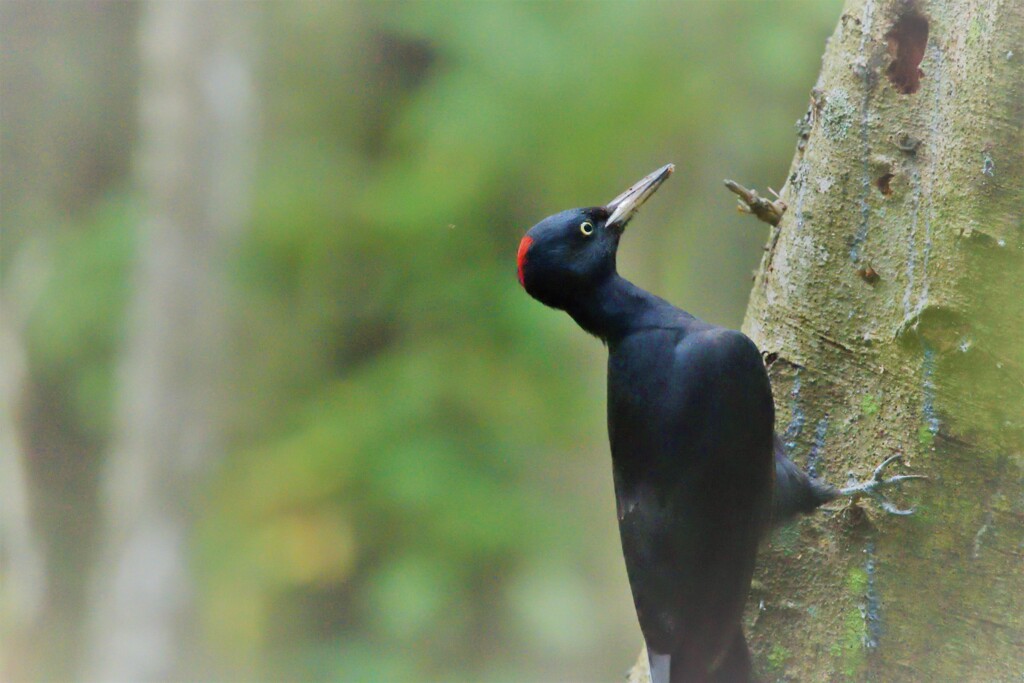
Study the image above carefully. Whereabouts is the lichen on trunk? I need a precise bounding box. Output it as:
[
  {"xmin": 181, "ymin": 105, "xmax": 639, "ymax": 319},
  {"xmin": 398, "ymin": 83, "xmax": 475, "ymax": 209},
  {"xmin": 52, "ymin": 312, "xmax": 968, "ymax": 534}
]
[{"xmin": 742, "ymin": 0, "xmax": 1024, "ymax": 680}]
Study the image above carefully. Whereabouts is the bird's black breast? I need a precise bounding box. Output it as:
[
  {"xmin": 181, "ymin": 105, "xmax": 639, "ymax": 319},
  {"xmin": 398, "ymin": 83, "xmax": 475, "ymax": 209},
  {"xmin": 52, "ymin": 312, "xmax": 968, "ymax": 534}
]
[{"xmin": 606, "ymin": 325, "xmax": 774, "ymax": 659}]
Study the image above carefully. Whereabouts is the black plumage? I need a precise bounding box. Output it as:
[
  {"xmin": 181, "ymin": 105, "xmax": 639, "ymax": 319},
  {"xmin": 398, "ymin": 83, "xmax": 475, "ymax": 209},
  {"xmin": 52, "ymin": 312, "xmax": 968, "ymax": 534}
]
[{"xmin": 517, "ymin": 166, "xmax": 920, "ymax": 682}]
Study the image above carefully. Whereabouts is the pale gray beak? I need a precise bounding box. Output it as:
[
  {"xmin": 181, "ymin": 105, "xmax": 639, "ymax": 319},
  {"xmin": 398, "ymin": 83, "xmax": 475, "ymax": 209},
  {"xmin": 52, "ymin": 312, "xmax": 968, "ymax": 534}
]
[{"xmin": 605, "ymin": 163, "xmax": 674, "ymax": 231}]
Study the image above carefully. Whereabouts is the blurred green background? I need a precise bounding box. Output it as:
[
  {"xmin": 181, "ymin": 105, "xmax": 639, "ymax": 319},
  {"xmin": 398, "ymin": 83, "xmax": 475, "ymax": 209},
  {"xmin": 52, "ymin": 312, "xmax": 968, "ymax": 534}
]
[{"xmin": 2, "ymin": 1, "xmax": 840, "ymax": 681}]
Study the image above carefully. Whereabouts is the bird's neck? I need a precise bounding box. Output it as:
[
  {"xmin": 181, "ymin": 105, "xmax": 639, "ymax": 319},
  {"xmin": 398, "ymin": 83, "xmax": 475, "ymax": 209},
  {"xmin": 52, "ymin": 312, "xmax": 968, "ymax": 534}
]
[{"xmin": 565, "ymin": 274, "xmax": 671, "ymax": 343}]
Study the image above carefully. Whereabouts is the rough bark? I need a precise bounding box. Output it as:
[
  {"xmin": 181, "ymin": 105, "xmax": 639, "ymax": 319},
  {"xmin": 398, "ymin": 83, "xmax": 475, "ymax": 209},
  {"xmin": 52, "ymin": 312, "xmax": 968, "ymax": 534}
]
[
  {"xmin": 741, "ymin": 1, "xmax": 1024, "ymax": 681},
  {"xmin": 82, "ymin": 3, "xmax": 254, "ymax": 681}
]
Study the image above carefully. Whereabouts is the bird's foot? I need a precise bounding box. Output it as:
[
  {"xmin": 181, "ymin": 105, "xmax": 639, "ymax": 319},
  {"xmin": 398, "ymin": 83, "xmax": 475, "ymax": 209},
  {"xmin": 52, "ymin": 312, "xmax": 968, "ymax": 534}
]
[{"xmin": 838, "ymin": 454, "xmax": 927, "ymax": 515}]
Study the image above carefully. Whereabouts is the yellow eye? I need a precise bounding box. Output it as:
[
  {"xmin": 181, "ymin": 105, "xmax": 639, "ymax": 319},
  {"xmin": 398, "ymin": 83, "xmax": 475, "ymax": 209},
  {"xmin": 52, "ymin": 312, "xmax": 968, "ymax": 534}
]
[{"xmin": 580, "ymin": 221, "xmax": 594, "ymax": 236}]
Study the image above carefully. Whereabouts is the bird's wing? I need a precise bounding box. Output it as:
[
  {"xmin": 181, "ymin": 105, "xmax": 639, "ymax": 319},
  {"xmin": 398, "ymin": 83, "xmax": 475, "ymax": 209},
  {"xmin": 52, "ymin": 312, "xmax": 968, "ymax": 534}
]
[{"xmin": 611, "ymin": 327, "xmax": 775, "ymax": 662}]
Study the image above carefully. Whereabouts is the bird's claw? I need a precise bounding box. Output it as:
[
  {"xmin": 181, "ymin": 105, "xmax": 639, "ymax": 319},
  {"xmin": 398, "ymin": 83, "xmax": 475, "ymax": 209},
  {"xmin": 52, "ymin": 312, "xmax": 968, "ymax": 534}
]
[{"xmin": 838, "ymin": 454, "xmax": 927, "ymax": 516}]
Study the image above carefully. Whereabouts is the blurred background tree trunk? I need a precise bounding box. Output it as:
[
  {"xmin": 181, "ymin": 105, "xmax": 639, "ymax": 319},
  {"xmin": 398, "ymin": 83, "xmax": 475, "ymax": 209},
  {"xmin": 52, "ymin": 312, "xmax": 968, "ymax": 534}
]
[
  {"xmin": 82, "ymin": 3, "xmax": 254, "ymax": 681},
  {"xmin": 0, "ymin": 240, "xmax": 49, "ymax": 680},
  {"xmin": 741, "ymin": 0, "xmax": 1023, "ymax": 680},
  {"xmin": 1, "ymin": 3, "xmax": 139, "ymax": 680}
]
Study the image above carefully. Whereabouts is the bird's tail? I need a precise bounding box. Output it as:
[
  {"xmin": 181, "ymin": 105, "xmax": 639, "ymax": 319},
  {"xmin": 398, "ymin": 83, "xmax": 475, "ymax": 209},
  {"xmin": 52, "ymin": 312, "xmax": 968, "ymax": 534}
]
[
  {"xmin": 708, "ymin": 630, "xmax": 755, "ymax": 682},
  {"xmin": 647, "ymin": 630, "xmax": 756, "ymax": 683},
  {"xmin": 648, "ymin": 650, "xmax": 671, "ymax": 683}
]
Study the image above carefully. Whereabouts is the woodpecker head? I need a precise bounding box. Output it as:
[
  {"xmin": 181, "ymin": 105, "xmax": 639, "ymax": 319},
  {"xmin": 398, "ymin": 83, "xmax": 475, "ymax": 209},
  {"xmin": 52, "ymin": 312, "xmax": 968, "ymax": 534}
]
[{"xmin": 517, "ymin": 164, "xmax": 673, "ymax": 311}]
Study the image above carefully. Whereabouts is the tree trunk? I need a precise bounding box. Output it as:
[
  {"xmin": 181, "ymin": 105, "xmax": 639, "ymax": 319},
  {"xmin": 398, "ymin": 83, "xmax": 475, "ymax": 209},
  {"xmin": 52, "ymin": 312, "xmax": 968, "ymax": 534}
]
[
  {"xmin": 82, "ymin": 3, "xmax": 254, "ymax": 680},
  {"xmin": 0, "ymin": 246, "xmax": 49, "ymax": 682},
  {"xmin": 741, "ymin": 0, "xmax": 1024, "ymax": 680},
  {"xmin": 1, "ymin": 4, "xmax": 138, "ymax": 680}
]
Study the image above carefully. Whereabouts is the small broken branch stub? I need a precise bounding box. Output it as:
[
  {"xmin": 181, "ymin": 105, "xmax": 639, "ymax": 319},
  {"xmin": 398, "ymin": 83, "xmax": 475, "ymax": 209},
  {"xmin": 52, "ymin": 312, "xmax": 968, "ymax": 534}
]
[{"xmin": 724, "ymin": 179, "xmax": 787, "ymax": 226}]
